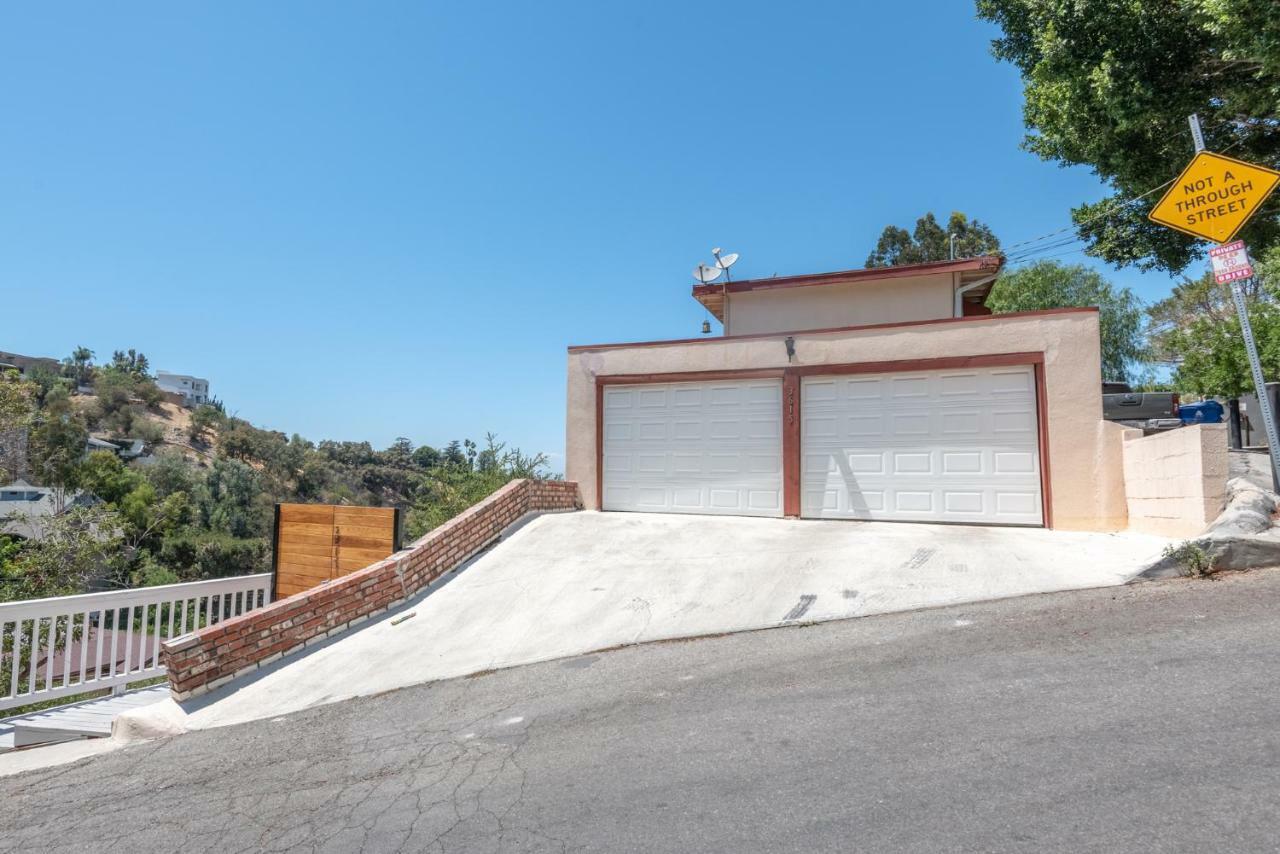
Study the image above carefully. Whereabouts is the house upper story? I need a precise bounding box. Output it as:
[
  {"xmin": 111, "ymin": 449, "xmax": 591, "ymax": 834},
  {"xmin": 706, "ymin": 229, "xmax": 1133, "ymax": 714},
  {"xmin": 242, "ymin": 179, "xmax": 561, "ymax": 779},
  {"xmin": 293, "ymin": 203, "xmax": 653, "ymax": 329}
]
[
  {"xmin": 156, "ymin": 371, "xmax": 210, "ymax": 406},
  {"xmin": 0, "ymin": 350, "xmax": 61, "ymax": 378},
  {"xmin": 692, "ymin": 255, "xmax": 1004, "ymax": 336}
]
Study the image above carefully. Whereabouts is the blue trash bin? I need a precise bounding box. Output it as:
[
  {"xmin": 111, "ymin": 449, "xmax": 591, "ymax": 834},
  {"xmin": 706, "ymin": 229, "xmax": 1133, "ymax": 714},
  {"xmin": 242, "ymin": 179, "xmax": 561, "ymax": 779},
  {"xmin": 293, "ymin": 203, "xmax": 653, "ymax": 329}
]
[{"xmin": 1179, "ymin": 400, "xmax": 1224, "ymax": 424}]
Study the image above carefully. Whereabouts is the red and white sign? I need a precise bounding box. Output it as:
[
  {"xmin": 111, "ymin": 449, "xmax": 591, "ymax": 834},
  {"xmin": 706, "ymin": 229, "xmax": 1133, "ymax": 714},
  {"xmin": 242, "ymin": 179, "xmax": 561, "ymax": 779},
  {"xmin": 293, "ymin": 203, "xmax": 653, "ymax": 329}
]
[{"xmin": 1209, "ymin": 240, "xmax": 1254, "ymax": 284}]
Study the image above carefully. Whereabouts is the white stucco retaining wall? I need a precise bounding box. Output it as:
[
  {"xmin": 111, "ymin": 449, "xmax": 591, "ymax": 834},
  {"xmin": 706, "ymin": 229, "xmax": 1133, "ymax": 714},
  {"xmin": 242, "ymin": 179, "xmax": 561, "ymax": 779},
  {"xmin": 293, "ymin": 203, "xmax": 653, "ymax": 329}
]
[{"xmin": 1122, "ymin": 424, "xmax": 1229, "ymax": 537}]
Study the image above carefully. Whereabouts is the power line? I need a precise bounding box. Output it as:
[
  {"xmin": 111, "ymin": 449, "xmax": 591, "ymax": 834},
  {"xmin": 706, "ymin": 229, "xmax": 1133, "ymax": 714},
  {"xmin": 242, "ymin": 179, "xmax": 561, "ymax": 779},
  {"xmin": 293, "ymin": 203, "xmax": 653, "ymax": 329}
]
[{"xmin": 999, "ymin": 119, "xmax": 1262, "ymax": 257}]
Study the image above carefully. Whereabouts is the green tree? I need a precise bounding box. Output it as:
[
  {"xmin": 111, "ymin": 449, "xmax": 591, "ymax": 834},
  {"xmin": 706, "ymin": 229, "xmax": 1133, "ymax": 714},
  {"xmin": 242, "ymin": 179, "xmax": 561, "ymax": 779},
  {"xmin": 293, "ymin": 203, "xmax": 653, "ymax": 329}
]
[
  {"xmin": 442, "ymin": 440, "xmax": 467, "ymax": 468},
  {"xmin": 987, "ymin": 261, "xmax": 1147, "ymax": 381},
  {"xmin": 76, "ymin": 450, "xmax": 140, "ymax": 504},
  {"xmin": 64, "ymin": 346, "xmax": 95, "ymax": 386},
  {"xmin": 0, "ymin": 370, "xmax": 37, "ymax": 480},
  {"xmin": 0, "ymin": 368, "xmax": 36, "ymax": 432},
  {"xmin": 1152, "ymin": 246, "xmax": 1280, "ymax": 395},
  {"xmin": 0, "ymin": 505, "xmax": 122, "ymax": 601},
  {"xmin": 21, "ymin": 364, "xmax": 71, "ymax": 406},
  {"xmin": 866, "ymin": 211, "xmax": 1001, "ymax": 267},
  {"xmin": 411, "ymin": 444, "xmax": 441, "ymax": 469},
  {"xmin": 406, "ymin": 434, "xmax": 551, "ymax": 537},
  {"xmin": 188, "ymin": 404, "xmax": 223, "ymax": 444},
  {"xmin": 110, "ymin": 349, "xmax": 151, "ymax": 377},
  {"xmin": 976, "ymin": 0, "xmax": 1280, "ymax": 273},
  {"xmin": 141, "ymin": 449, "xmax": 199, "ymax": 498},
  {"xmin": 28, "ymin": 386, "xmax": 88, "ymax": 502},
  {"xmin": 201, "ymin": 458, "xmax": 269, "ymax": 538}
]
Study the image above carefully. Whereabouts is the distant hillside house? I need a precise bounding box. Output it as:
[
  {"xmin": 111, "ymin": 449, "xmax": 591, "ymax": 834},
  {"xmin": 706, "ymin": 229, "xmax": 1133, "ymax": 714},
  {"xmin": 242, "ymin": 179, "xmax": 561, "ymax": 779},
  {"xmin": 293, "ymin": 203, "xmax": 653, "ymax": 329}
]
[
  {"xmin": 86, "ymin": 436, "xmax": 121, "ymax": 454},
  {"xmin": 0, "ymin": 479, "xmax": 99, "ymax": 541},
  {"xmin": 0, "ymin": 350, "xmax": 61, "ymax": 378},
  {"xmin": 156, "ymin": 371, "xmax": 210, "ymax": 407}
]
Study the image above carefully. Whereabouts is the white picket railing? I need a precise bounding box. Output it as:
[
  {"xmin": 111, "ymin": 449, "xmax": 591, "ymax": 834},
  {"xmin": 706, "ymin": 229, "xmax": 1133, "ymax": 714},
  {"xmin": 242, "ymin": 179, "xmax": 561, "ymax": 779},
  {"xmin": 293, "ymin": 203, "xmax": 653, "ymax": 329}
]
[{"xmin": 0, "ymin": 574, "xmax": 272, "ymax": 713}]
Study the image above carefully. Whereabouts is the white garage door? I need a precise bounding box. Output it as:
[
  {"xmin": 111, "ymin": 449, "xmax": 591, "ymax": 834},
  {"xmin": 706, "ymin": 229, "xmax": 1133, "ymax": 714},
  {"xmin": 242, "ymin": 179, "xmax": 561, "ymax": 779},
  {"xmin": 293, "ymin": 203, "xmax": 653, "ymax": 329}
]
[
  {"xmin": 602, "ymin": 379, "xmax": 783, "ymax": 517},
  {"xmin": 801, "ymin": 365, "xmax": 1043, "ymax": 525}
]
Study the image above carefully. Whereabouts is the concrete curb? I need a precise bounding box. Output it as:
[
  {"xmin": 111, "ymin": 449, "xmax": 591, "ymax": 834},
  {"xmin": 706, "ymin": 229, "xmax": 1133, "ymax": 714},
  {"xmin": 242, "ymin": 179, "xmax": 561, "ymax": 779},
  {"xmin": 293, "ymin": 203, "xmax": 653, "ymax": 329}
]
[{"xmin": 1137, "ymin": 477, "xmax": 1280, "ymax": 579}]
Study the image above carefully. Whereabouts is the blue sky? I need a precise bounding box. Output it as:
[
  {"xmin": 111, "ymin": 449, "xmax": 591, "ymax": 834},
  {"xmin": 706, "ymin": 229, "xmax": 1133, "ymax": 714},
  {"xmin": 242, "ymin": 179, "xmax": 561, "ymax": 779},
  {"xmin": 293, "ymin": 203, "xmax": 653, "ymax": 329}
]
[{"xmin": 0, "ymin": 2, "xmax": 1185, "ymax": 471}]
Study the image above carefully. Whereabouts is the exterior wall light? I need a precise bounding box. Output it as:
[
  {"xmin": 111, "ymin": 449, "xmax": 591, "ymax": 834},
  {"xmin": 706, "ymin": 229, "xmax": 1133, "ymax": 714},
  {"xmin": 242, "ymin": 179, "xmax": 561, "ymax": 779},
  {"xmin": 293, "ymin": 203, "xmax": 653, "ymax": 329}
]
[{"xmin": 784, "ymin": 336, "xmax": 796, "ymax": 362}]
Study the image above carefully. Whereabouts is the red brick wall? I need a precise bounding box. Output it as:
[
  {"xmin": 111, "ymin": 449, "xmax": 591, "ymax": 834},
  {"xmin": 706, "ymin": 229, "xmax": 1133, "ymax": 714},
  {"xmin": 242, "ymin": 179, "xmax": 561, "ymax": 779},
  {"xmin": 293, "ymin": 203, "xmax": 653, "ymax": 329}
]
[{"xmin": 162, "ymin": 479, "xmax": 581, "ymax": 700}]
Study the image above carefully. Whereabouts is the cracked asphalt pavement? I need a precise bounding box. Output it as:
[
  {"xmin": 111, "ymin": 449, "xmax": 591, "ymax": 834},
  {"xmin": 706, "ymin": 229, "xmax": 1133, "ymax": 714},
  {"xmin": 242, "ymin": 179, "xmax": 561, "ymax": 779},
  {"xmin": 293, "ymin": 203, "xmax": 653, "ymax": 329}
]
[{"xmin": 5, "ymin": 569, "xmax": 1280, "ymax": 852}]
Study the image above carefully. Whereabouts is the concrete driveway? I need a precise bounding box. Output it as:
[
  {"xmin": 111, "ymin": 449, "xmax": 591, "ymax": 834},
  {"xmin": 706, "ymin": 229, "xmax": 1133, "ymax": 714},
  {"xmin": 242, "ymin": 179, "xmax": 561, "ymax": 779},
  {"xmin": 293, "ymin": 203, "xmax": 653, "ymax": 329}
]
[{"xmin": 109, "ymin": 511, "xmax": 1172, "ymax": 741}]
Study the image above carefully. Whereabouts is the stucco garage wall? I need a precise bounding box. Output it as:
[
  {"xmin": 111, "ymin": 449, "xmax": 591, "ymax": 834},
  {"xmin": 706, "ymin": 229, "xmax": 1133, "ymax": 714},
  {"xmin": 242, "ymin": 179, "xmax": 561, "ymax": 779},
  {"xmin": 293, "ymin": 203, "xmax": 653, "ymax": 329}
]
[
  {"xmin": 726, "ymin": 273, "xmax": 955, "ymax": 335},
  {"xmin": 567, "ymin": 308, "xmax": 1128, "ymax": 531},
  {"xmin": 1121, "ymin": 424, "xmax": 1228, "ymax": 537}
]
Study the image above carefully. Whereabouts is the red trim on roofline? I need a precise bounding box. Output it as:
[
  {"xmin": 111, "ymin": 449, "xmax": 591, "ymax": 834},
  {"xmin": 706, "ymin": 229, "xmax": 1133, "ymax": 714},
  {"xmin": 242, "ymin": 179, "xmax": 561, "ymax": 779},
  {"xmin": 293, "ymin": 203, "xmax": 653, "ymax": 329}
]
[
  {"xmin": 691, "ymin": 255, "xmax": 1003, "ymax": 300},
  {"xmin": 567, "ymin": 306, "xmax": 1099, "ymax": 354}
]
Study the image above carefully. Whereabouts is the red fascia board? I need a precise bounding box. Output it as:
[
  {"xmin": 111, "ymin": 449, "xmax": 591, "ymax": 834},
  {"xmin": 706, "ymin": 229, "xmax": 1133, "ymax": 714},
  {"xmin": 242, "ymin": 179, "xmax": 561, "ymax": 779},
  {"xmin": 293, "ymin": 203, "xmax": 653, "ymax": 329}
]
[
  {"xmin": 567, "ymin": 306, "xmax": 1099, "ymax": 354},
  {"xmin": 690, "ymin": 256, "xmax": 1004, "ymax": 300}
]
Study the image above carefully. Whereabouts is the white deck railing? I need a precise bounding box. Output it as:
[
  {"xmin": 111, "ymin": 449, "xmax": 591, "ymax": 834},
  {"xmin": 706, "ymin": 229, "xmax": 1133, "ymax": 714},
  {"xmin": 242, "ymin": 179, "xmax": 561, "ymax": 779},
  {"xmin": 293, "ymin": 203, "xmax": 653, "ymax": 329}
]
[{"xmin": 0, "ymin": 574, "xmax": 272, "ymax": 712}]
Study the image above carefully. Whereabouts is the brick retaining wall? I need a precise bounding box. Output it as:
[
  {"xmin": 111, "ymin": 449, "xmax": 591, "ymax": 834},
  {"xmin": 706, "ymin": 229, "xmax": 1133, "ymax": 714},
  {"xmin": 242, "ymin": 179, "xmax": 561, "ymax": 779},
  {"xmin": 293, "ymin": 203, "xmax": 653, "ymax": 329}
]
[{"xmin": 162, "ymin": 479, "xmax": 581, "ymax": 700}]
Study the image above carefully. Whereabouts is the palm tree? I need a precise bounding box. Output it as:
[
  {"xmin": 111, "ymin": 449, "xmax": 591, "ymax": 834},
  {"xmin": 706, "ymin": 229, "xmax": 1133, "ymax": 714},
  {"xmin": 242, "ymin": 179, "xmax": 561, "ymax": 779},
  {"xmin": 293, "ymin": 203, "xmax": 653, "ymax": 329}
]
[{"xmin": 67, "ymin": 347, "xmax": 94, "ymax": 385}]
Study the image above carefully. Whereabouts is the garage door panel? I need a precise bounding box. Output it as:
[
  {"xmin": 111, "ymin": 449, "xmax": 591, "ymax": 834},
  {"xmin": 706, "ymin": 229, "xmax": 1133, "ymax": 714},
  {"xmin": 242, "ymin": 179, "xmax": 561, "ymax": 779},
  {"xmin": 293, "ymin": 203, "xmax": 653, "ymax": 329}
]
[
  {"xmin": 801, "ymin": 365, "xmax": 1043, "ymax": 525},
  {"xmin": 603, "ymin": 379, "xmax": 783, "ymax": 518}
]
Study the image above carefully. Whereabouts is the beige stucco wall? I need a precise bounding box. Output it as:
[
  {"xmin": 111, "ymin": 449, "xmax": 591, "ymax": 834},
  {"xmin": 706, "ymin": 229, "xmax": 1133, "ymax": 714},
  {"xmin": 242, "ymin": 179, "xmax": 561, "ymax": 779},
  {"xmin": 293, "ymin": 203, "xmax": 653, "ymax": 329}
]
[
  {"xmin": 566, "ymin": 309, "xmax": 1129, "ymax": 531},
  {"xmin": 1121, "ymin": 424, "xmax": 1228, "ymax": 537},
  {"xmin": 725, "ymin": 273, "xmax": 955, "ymax": 335}
]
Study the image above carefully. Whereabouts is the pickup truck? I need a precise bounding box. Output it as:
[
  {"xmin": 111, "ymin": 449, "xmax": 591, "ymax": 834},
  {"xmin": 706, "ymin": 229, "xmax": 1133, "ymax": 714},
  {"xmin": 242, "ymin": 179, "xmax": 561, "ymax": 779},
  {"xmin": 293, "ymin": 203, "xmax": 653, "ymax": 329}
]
[{"xmin": 1102, "ymin": 384, "xmax": 1182, "ymax": 431}]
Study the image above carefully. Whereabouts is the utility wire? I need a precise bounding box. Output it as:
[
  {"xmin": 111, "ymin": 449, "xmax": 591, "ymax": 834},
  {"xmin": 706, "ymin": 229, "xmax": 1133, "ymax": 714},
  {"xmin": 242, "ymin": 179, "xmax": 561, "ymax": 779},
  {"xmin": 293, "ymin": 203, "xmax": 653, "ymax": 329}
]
[{"xmin": 998, "ymin": 118, "xmax": 1262, "ymax": 258}]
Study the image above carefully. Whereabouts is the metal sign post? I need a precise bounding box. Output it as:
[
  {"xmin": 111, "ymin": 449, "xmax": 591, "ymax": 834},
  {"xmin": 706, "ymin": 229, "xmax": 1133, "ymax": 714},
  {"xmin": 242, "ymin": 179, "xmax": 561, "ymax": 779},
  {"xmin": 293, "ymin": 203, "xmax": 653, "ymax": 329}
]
[
  {"xmin": 1225, "ymin": 270, "xmax": 1280, "ymax": 492},
  {"xmin": 1156, "ymin": 117, "xmax": 1280, "ymax": 492}
]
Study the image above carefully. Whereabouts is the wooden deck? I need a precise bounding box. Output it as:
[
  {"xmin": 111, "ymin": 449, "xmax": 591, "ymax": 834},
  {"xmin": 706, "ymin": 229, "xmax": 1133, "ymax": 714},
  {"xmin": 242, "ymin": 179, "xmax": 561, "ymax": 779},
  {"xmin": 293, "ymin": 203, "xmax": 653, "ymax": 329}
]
[{"xmin": 0, "ymin": 685, "xmax": 169, "ymax": 750}]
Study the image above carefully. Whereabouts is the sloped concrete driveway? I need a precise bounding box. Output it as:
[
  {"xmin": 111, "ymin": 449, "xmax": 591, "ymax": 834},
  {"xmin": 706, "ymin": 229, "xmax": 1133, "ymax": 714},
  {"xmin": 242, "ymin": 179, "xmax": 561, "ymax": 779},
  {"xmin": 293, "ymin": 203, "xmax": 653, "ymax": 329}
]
[{"xmin": 110, "ymin": 511, "xmax": 1172, "ymax": 740}]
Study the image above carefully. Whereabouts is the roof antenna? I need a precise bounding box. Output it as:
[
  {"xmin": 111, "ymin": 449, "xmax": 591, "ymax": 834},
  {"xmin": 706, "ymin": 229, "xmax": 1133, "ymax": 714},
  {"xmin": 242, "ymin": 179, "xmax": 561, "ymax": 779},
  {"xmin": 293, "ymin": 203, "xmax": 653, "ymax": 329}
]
[
  {"xmin": 712, "ymin": 247, "xmax": 739, "ymax": 282},
  {"xmin": 692, "ymin": 248, "xmax": 741, "ymax": 336},
  {"xmin": 693, "ymin": 263, "xmax": 721, "ymax": 285}
]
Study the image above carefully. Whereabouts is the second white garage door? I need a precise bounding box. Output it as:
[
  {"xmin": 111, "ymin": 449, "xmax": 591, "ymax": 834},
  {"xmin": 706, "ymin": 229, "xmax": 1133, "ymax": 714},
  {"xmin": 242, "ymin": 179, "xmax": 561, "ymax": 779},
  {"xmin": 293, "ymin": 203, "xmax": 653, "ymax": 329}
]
[
  {"xmin": 602, "ymin": 379, "xmax": 783, "ymax": 517},
  {"xmin": 801, "ymin": 365, "xmax": 1044, "ymax": 525}
]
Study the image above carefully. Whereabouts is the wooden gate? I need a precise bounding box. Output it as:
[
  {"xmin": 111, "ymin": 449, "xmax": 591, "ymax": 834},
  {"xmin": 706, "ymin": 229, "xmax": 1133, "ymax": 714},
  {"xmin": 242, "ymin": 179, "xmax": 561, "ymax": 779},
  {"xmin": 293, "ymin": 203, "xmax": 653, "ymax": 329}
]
[{"xmin": 272, "ymin": 504, "xmax": 403, "ymax": 599}]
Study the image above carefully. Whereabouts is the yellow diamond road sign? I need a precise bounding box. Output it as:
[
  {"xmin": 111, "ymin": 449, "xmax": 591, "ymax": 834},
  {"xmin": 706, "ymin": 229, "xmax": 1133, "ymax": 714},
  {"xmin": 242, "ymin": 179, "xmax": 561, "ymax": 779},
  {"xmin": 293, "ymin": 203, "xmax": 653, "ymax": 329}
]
[{"xmin": 1148, "ymin": 151, "xmax": 1280, "ymax": 243}]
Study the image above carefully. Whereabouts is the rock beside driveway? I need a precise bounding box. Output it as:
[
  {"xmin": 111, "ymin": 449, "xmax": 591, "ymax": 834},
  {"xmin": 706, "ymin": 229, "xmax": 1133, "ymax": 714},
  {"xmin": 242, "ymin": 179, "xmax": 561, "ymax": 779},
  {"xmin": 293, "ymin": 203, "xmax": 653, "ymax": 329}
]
[{"xmin": 1138, "ymin": 478, "xmax": 1280, "ymax": 578}]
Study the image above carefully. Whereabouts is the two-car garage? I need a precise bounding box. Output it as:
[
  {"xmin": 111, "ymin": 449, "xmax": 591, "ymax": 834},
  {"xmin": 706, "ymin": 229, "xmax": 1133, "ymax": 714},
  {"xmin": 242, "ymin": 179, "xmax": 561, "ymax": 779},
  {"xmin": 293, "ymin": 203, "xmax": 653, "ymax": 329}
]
[{"xmin": 600, "ymin": 364, "xmax": 1045, "ymax": 526}]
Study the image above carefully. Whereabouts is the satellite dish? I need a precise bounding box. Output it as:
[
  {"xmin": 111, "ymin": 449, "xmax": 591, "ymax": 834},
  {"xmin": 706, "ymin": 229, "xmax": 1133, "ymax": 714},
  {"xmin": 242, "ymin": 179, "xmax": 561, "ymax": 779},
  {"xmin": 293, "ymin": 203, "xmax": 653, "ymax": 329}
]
[
  {"xmin": 714, "ymin": 252, "xmax": 739, "ymax": 270},
  {"xmin": 693, "ymin": 264, "xmax": 722, "ymax": 284}
]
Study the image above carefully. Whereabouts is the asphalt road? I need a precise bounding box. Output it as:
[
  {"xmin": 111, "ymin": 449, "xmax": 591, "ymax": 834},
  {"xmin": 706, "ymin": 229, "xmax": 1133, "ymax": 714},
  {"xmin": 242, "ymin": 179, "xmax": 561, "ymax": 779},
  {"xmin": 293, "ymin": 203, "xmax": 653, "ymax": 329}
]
[{"xmin": 4, "ymin": 570, "xmax": 1280, "ymax": 853}]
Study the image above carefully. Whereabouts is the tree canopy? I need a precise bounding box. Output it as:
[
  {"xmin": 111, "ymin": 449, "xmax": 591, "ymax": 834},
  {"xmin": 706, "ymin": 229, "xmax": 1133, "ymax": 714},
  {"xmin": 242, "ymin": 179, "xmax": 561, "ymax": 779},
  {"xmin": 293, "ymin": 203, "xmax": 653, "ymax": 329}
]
[
  {"xmin": 1150, "ymin": 246, "xmax": 1280, "ymax": 396},
  {"xmin": 986, "ymin": 261, "xmax": 1147, "ymax": 381},
  {"xmin": 1, "ymin": 345, "xmax": 555, "ymax": 605},
  {"xmin": 977, "ymin": 0, "xmax": 1280, "ymax": 273},
  {"xmin": 865, "ymin": 211, "xmax": 1001, "ymax": 267}
]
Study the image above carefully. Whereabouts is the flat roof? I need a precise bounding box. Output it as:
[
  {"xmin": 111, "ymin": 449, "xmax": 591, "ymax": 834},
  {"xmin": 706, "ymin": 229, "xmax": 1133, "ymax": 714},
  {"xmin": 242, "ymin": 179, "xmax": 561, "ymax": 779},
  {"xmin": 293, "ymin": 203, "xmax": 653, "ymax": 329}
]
[
  {"xmin": 693, "ymin": 255, "xmax": 1004, "ymax": 321},
  {"xmin": 567, "ymin": 305, "xmax": 1097, "ymax": 354}
]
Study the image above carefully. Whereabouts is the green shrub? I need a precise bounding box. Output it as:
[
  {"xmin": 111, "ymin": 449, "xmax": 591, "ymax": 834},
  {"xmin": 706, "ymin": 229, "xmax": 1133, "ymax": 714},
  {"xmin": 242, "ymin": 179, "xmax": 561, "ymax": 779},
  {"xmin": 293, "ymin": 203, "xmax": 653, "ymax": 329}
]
[{"xmin": 1163, "ymin": 541, "xmax": 1216, "ymax": 578}]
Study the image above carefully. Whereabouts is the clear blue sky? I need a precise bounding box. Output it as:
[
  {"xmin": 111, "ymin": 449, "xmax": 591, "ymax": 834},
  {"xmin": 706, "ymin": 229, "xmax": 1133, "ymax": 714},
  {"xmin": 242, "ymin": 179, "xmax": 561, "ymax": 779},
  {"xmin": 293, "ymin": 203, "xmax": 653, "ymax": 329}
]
[{"xmin": 1, "ymin": 2, "xmax": 1183, "ymax": 472}]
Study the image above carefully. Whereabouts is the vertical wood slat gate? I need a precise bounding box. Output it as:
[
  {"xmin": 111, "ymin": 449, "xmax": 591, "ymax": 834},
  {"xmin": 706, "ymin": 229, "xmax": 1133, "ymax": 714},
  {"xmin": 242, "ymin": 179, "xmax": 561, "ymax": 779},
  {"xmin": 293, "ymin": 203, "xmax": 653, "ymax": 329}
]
[{"xmin": 272, "ymin": 504, "xmax": 402, "ymax": 599}]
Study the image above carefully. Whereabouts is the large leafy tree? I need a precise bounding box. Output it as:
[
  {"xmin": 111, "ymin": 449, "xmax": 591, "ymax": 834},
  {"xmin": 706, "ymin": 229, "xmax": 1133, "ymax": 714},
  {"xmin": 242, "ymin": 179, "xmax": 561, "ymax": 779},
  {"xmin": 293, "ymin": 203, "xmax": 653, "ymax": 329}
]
[
  {"xmin": 977, "ymin": 0, "xmax": 1280, "ymax": 274},
  {"xmin": 0, "ymin": 370, "xmax": 36, "ymax": 482},
  {"xmin": 27, "ymin": 386, "xmax": 88, "ymax": 505},
  {"xmin": 987, "ymin": 261, "xmax": 1147, "ymax": 381},
  {"xmin": 866, "ymin": 211, "xmax": 1001, "ymax": 267}
]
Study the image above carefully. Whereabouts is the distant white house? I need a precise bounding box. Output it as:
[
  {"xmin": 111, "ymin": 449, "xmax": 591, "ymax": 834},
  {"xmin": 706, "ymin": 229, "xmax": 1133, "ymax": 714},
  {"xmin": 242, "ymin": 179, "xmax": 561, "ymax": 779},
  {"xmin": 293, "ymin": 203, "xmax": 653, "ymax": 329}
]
[{"xmin": 156, "ymin": 371, "xmax": 210, "ymax": 407}]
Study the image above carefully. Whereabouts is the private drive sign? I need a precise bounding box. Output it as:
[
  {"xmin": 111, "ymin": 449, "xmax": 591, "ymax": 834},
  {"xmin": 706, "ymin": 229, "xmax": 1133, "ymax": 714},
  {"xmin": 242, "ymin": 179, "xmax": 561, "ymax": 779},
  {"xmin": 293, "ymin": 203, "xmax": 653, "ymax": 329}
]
[
  {"xmin": 1148, "ymin": 151, "xmax": 1280, "ymax": 243},
  {"xmin": 1209, "ymin": 240, "xmax": 1254, "ymax": 284}
]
